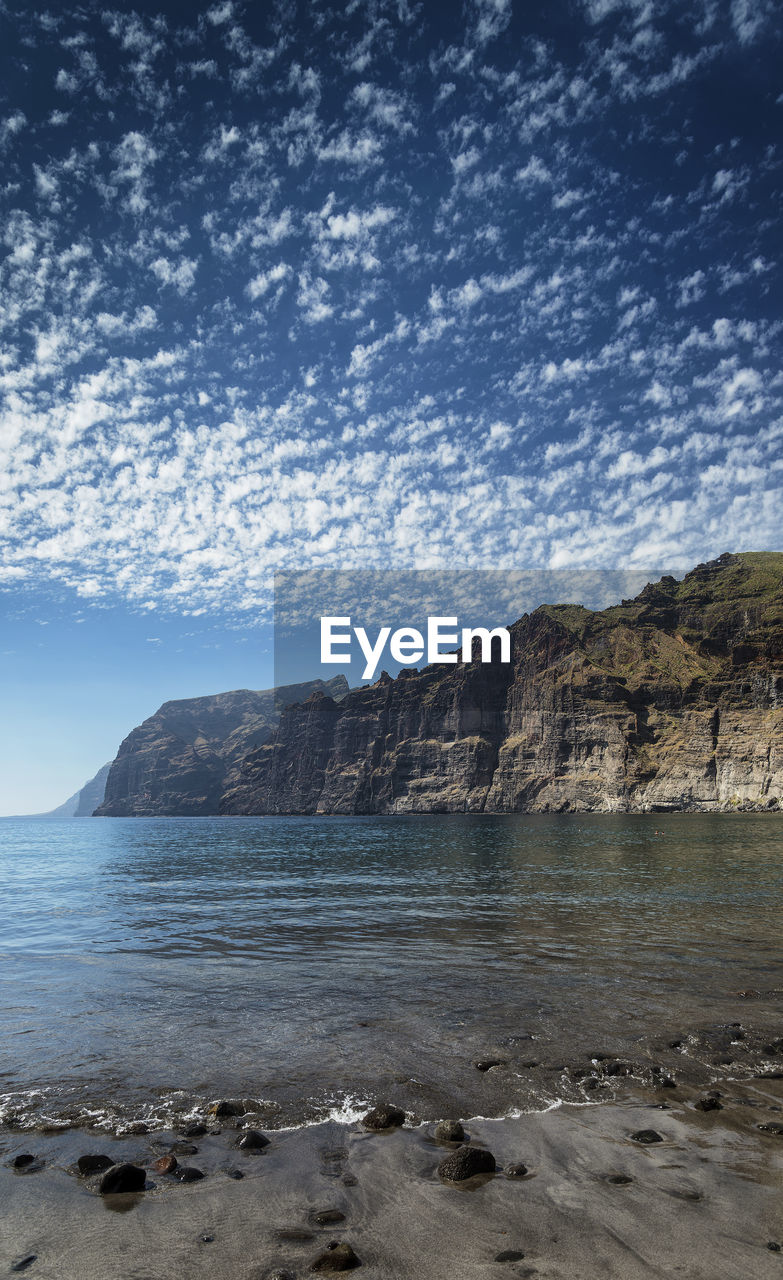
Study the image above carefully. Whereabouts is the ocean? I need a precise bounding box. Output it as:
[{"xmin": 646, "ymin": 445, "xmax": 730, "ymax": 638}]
[{"xmin": 1, "ymin": 813, "xmax": 781, "ymax": 1133}]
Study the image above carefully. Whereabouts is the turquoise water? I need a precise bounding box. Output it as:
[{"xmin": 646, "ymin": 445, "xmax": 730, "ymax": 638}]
[{"xmin": 1, "ymin": 814, "xmax": 781, "ymax": 1130}]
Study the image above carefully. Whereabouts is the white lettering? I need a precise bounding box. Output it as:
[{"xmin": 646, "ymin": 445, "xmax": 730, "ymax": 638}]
[
  {"xmin": 390, "ymin": 627, "xmax": 424, "ymax": 664},
  {"xmin": 461, "ymin": 626, "xmax": 511, "ymax": 663},
  {"xmin": 427, "ymin": 617, "xmax": 459, "ymax": 665},
  {"xmin": 355, "ymin": 625, "xmax": 392, "ymax": 681},
  {"xmin": 320, "ymin": 616, "xmax": 352, "ymax": 663}
]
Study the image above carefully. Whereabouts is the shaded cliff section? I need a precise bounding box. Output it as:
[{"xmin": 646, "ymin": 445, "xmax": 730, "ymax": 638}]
[
  {"xmin": 220, "ymin": 552, "xmax": 783, "ymax": 815},
  {"xmin": 94, "ymin": 677, "xmax": 349, "ymax": 817}
]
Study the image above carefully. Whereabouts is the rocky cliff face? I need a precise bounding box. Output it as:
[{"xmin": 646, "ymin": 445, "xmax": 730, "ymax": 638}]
[
  {"xmin": 94, "ymin": 677, "xmax": 348, "ymax": 816},
  {"xmin": 220, "ymin": 553, "xmax": 783, "ymax": 815}
]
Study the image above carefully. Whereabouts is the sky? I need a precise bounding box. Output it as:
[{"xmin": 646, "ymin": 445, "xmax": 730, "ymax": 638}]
[{"xmin": 1, "ymin": 0, "xmax": 781, "ymax": 812}]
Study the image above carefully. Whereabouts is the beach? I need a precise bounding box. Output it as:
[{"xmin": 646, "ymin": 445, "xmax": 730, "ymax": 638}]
[
  {"xmin": 1, "ymin": 814, "xmax": 782, "ymax": 1276},
  {"xmin": 2, "ymin": 1073, "xmax": 783, "ymax": 1279}
]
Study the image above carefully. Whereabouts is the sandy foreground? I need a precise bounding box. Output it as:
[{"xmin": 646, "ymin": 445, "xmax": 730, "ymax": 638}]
[{"xmin": 2, "ymin": 1080, "xmax": 782, "ymax": 1280}]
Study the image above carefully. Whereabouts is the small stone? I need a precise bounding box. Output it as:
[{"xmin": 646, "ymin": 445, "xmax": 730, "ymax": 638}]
[
  {"xmin": 342, "ymin": 1174, "xmax": 358, "ymax": 1187},
  {"xmin": 200, "ymin": 1235, "xmax": 215, "ymax": 1243},
  {"xmin": 756, "ymin": 1070, "xmax": 783, "ymax": 1080},
  {"xmin": 11, "ymin": 1155, "xmax": 36, "ymax": 1169},
  {"xmin": 177, "ymin": 1166, "xmax": 205, "ymax": 1182},
  {"xmin": 607, "ymin": 1174, "xmax": 633, "ymax": 1185},
  {"xmin": 124, "ymin": 1122, "xmax": 149, "ymax": 1136},
  {"xmin": 266, "ymin": 1272, "xmax": 297, "ymax": 1280},
  {"xmin": 171, "ymin": 1141, "xmax": 198, "ymax": 1154},
  {"xmin": 99, "ymin": 1163, "xmax": 147, "ymax": 1194},
  {"xmin": 237, "ymin": 1128, "xmax": 270, "ymax": 1150},
  {"xmin": 437, "ymin": 1146, "xmax": 496, "ymax": 1181},
  {"xmin": 473, "ymin": 1059, "xmax": 507, "ymax": 1072},
  {"xmin": 505, "ymin": 1162, "xmax": 528, "ymax": 1177},
  {"xmin": 183, "ymin": 1122, "xmax": 207, "ymax": 1137},
  {"xmin": 276, "ymin": 1229, "xmax": 316, "ymax": 1243},
  {"xmin": 11, "ymin": 1257, "xmax": 37, "ymax": 1274},
  {"xmin": 630, "ymin": 1129, "xmax": 663, "ymax": 1144},
  {"xmin": 77, "ymin": 1153, "xmax": 113, "ymax": 1176},
  {"xmin": 212, "ymin": 1100, "xmax": 244, "ymax": 1117},
  {"xmin": 312, "ymin": 1210, "xmax": 346, "ymax": 1226},
  {"xmin": 695, "ymin": 1097, "xmax": 723, "ymax": 1112},
  {"xmin": 226, "ymin": 1168, "xmax": 245, "ymax": 1180},
  {"xmin": 435, "ymin": 1120, "xmax": 465, "ymax": 1142},
  {"xmin": 495, "ymin": 1251, "xmax": 525, "ymax": 1263},
  {"xmin": 361, "ymin": 1104, "xmax": 405, "ymax": 1130},
  {"xmin": 767, "ymin": 1242, "xmax": 781, "ymax": 1252},
  {"xmin": 757, "ymin": 1122, "xmax": 783, "ymax": 1135},
  {"xmin": 310, "ymin": 1241, "xmax": 361, "ymax": 1272},
  {"xmin": 151, "ymin": 1154, "xmax": 178, "ymax": 1174}
]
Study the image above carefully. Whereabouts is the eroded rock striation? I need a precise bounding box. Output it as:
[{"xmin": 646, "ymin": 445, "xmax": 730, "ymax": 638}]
[
  {"xmin": 95, "ymin": 677, "xmax": 348, "ymax": 816},
  {"xmin": 220, "ymin": 553, "xmax": 783, "ymax": 815}
]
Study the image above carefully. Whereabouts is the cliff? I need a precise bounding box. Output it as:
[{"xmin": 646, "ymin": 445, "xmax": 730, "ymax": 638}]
[
  {"xmin": 220, "ymin": 553, "xmax": 783, "ymax": 815},
  {"xmin": 94, "ymin": 677, "xmax": 348, "ymax": 817}
]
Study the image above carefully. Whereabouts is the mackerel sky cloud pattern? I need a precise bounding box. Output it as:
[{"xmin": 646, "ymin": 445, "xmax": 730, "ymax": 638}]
[{"xmin": 1, "ymin": 0, "xmax": 781, "ymax": 618}]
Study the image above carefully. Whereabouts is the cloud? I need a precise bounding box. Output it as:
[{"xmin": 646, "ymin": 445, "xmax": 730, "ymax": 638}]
[{"xmin": 0, "ymin": 0, "xmax": 779, "ymax": 620}]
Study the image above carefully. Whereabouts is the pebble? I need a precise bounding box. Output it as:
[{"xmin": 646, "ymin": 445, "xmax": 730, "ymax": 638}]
[
  {"xmin": 310, "ymin": 1241, "xmax": 361, "ymax": 1272},
  {"xmin": 212, "ymin": 1100, "xmax": 244, "ymax": 1117},
  {"xmin": 768, "ymin": 1242, "xmax": 781, "ymax": 1252},
  {"xmin": 77, "ymin": 1154, "xmax": 113, "ymax": 1176},
  {"xmin": 435, "ymin": 1120, "xmax": 465, "ymax": 1142},
  {"xmin": 11, "ymin": 1258, "xmax": 37, "ymax": 1274},
  {"xmin": 226, "ymin": 1168, "xmax": 245, "ymax": 1180},
  {"xmin": 183, "ymin": 1123, "xmax": 207, "ymax": 1137},
  {"xmin": 495, "ymin": 1251, "xmax": 525, "ymax": 1263},
  {"xmin": 312, "ymin": 1210, "xmax": 346, "ymax": 1226},
  {"xmin": 171, "ymin": 1141, "xmax": 199, "ymax": 1154},
  {"xmin": 361, "ymin": 1104, "xmax": 405, "ymax": 1130},
  {"xmin": 630, "ymin": 1129, "xmax": 663, "ymax": 1144},
  {"xmin": 11, "ymin": 1155, "xmax": 36, "ymax": 1169},
  {"xmin": 607, "ymin": 1174, "xmax": 633, "ymax": 1185},
  {"xmin": 99, "ymin": 1163, "xmax": 146, "ymax": 1195},
  {"xmin": 151, "ymin": 1154, "xmax": 178, "ymax": 1174},
  {"xmin": 266, "ymin": 1271, "xmax": 297, "ymax": 1280},
  {"xmin": 473, "ymin": 1058, "xmax": 507, "ymax": 1072},
  {"xmin": 757, "ymin": 1122, "xmax": 783, "ymax": 1135},
  {"xmin": 695, "ymin": 1097, "xmax": 723, "ymax": 1112},
  {"xmin": 505, "ymin": 1162, "xmax": 528, "ymax": 1177},
  {"xmin": 437, "ymin": 1145, "xmax": 496, "ymax": 1181},
  {"xmin": 177, "ymin": 1166, "xmax": 205, "ymax": 1182},
  {"xmin": 237, "ymin": 1128, "xmax": 270, "ymax": 1150}
]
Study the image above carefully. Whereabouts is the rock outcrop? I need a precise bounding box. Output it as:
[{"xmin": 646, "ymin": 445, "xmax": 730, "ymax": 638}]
[
  {"xmin": 220, "ymin": 553, "xmax": 783, "ymax": 815},
  {"xmin": 94, "ymin": 677, "xmax": 348, "ymax": 816}
]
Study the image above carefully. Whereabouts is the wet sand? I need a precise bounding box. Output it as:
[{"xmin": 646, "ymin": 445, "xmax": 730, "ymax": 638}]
[{"xmin": 2, "ymin": 1078, "xmax": 782, "ymax": 1279}]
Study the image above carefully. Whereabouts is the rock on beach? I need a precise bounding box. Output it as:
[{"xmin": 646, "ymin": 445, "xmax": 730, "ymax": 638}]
[
  {"xmin": 437, "ymin": 1146, "xmax": 496, "ymax": 1180},
  {"xmin": 99, "ymin": 1163, "xmax": 147, "ymax": 1194},
  {"xmin": 361, "ymin": 1104, "xmax": 406, "ymax": 1130},
  {"xmin": 310, "ymin": 1241, "xmax": 361, "ymax": 1271}
]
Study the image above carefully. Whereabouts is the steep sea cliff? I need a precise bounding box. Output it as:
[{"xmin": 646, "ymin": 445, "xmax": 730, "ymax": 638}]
[{"xmin": 222, "ymin": 552, "xmax": 783, "ymax": 814}]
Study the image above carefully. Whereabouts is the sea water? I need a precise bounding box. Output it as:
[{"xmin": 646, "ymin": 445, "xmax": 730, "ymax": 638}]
[{"xmin": 1, "ymin": 813, "xmax": 781, "ymax": 1131}]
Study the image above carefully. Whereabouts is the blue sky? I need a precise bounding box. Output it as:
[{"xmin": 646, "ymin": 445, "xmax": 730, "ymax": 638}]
[{"xmin": 1, "ymin": 0, "xmax": 781, "ymax": 812}]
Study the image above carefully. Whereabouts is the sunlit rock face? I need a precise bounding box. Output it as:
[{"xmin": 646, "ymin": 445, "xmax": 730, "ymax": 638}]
[{"xmin": 221, "ymin": 553, "xmax": 783, "ymax": 815}]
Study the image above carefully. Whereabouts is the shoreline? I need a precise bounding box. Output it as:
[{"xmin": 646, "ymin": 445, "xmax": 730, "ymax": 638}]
[
  {"xmin": 3, "ymin": 1008, "xmax": 783, "ymax": 1139},
  {"xmin": 2, "ymin": 1076, "xmax": 782, "ymax": 1279}
]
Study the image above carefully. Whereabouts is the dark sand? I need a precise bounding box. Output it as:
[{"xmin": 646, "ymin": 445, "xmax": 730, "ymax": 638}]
[{"xmin": 2, "ymin": 1078, "xmax": 782, "ymax": 1279}]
